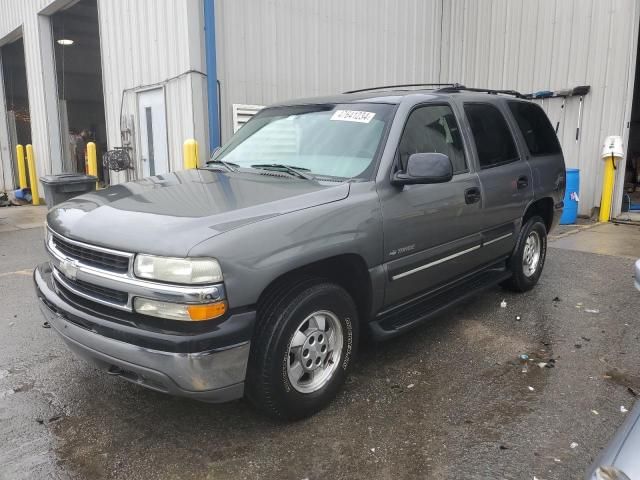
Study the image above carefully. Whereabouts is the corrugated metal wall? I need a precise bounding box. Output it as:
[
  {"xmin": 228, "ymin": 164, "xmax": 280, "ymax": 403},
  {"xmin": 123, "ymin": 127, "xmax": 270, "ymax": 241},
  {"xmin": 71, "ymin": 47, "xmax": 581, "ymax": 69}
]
[
  {"xmin": 215, "ymin": 0, "xmax": 640, "ymax": 216},
  {"xmin": 214, "ymin": 0, "xmax": 444, "ymax": 142},
  {"xmin": 97, "ymin": 0, "xmax": 208, "ymax": 184},
  {"xmin": 440, "ymin": 0, "xmax": 640, "ymax": 216},
  {"xmin": 0, "ymin": 0, "xmax": 208, "ymax": 190}
]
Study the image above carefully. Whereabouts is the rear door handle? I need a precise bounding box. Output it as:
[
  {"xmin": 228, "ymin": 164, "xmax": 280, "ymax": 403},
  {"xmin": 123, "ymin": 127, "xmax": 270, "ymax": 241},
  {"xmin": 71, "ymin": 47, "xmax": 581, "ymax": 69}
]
[
  {"xmin": 465, "ymin": 187, "xmax": 481, "ymax": 204},
  {"xmin": 517, "ymin": 176, "xmax": 529, "ymax": 189}
]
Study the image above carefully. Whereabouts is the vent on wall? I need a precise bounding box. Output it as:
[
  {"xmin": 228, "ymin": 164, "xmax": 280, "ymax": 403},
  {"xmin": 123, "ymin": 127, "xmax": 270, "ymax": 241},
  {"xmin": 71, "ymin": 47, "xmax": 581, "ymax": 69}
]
[{"xmin": 232, "ymin": 104, "xmax": 264, "ymax": 133}]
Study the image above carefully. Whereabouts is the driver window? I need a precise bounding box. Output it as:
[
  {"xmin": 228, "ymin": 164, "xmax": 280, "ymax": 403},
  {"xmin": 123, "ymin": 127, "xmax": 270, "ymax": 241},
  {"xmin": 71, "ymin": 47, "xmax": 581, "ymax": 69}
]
[{"xmin": 398, "ymin": 105, "xmax": 467, "ymax": 174}]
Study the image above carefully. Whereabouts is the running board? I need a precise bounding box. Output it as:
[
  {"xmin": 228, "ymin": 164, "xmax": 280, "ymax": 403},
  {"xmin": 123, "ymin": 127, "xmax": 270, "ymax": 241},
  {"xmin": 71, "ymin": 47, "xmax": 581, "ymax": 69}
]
[{"xmin": 369, "ymin": 267, "xmax": 511, "ymax": 340}]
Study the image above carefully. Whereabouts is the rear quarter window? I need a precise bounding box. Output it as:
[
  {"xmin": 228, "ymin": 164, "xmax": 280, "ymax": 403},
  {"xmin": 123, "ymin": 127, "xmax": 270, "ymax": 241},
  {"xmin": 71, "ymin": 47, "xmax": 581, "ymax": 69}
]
[{"xmin": 508, "ymin": 101, "xmax": 561, "ymax": 156}]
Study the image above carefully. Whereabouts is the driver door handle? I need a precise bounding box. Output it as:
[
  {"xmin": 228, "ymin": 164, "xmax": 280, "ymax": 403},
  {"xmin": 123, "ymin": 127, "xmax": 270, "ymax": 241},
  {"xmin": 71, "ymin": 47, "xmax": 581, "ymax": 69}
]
[
  {"xmin": 517, "ymin": 176, "xmax": 529, "ymax": 189},
  {"xmin": 465, "ymin": 187, "xmax": 481, "ymax": 204}
]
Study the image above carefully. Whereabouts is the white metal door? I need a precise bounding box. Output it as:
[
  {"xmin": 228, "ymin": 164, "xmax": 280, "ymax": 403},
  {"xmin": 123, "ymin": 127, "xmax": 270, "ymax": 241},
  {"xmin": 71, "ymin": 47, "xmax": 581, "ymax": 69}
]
[{"xmin": 138, "ymin": 88, "xmax": 169, "ymax": 177}]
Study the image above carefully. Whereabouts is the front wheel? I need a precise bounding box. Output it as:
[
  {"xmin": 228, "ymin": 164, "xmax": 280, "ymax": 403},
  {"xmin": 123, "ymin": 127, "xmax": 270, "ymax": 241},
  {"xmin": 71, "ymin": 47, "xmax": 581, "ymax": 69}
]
[
  {"xmin": 246, "ymin": 279, "xmax": 359, "ymax": 420},
  {"xmin": 502, "ymin": 216, "xmax": 548, "ymax": 292}
]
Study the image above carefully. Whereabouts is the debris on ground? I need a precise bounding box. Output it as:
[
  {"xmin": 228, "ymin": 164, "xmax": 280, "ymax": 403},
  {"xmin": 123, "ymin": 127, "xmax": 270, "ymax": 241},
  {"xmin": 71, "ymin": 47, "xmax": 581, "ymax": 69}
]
[
  {"xmin": 35, "ymin": 418, "xmax": 44, "ymax": 424},
  {"xmin": 537, "ymin": 362, "xmax": 547, "ymax": 368},
  {"xmin": 515, "ymin": 315, "xmax": 521, "ymax": 321},
  {"xmin": 500, "ymin": 299, "xmax": 507, "ymax": 308},
  {"xmin": 553, "ymin": 296, "xmax": 561, "ymax": 302},
  {"xmin": 499, "ymin": 445, "xmax": 509, "ymax": 450},
  {"xmin": 554, "ymin": 458, "xmax": 562, "ymax": 463},
  {"xmin": 620, "ymin": 406, "xmax": 628, "ymax": 413},
  {"xmin": 528, "ymin": 386, "xmax": 535, "ymax": 391},
  {"xmin": 570, "ymin": 442, "xmax": 579, "ymax": 449},
  {"xmin": 574, "ymin": 344, "xmax": 582, "ymax": 349},
  {"xmin": 584, "ymin": 308, "xmax": 600, "ymax": 314},
  {"xmin": 42, "ymin": 321, "xmax": 51, "ymax": 329},
  {"xmin": 48, "ymin": 415, "xmax": 63, "ymax": 423},
  {"xmin": 591, "ymin": 410, "xmax": 599, "ymax": 415},
  {"xmin": 581, "ymin": 336, "xmax": 591, "ymax": 342},
  {"xmin": 407, "ymin": 384, "xmax": 415, "ymax": 389},
  {"xmin": 370, "ymin": 448, "xmax": 376, "ymax": 453},
  {"xmin": 8, "ymin": 322, "xmax": 15, "ymax": 327},
  {"xmin": 605, "ymin": 367, "xmax": 640, "ymax": 394}
]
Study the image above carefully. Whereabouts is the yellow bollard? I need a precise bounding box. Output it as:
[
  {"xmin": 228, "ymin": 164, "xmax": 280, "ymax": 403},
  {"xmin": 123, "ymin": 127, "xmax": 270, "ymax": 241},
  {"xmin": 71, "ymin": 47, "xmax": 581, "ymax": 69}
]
[
  {"xmin": 25, "ymin": 144, "xmax": 40, "ymax": 206},
  {"xmin": 598, "ymin": 155, "xmax": 617, "ymax": 222},
  {"xmin": 86, "ymin": 142, "xmax": 98, "ymax": 187},
  {"xmin": 183, "ymin": 139, "xmax": 198, "ymax": 169},
  {"xmin": 16, "ymin": 144, "xmax": 28, "ymax": 189}
]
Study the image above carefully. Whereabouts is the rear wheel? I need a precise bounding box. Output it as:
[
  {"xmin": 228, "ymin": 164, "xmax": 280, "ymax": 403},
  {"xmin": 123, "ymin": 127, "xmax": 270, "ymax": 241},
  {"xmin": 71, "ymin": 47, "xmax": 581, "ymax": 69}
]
[
  {"xmin": 502, "ymin": 215, "xmax": 547, "ymax": 292},
  {"xmin": 246, "ymin": 279, "xmax": 358, "ymax": 420}
]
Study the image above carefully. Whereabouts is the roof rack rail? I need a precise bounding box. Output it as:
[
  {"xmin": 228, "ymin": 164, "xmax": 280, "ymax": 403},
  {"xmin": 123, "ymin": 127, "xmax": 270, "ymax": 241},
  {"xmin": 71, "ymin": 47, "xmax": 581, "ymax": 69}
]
[
  {"xmin": 436, "ymin": 85, "xmax": 527, "ymax": 99},
  {"xmin": 343, "ymin": 83, "xmax": 464, "ymax": 94}
]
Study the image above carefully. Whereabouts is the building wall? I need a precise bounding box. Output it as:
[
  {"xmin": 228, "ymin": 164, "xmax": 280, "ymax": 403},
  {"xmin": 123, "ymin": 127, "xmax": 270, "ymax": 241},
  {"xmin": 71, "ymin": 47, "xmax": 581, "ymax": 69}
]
[
  {"xmin": 0, "ymin": 0, "xmax": 208, "ymax": 191},
  {"xmin": 97, "ymin": 0, "xmax": 209, "ymax": 184},
  {"xmin": 0, "ymin": 0, "xmax": 66, "ymax": 193},
  {"xmin": 215, "ymin": 0, "xmax": 640, "ymax": 216}
]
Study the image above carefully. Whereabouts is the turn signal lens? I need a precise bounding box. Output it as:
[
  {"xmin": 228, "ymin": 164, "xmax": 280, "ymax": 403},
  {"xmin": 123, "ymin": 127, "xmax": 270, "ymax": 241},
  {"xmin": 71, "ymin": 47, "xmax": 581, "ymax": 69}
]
[
  {"xmin": 134, "ymin": 297, "xmax": 227, "ymax": 321},
  {"xmin": 187, "ymin": 301, "xmax": 227, "ymax": 321}
]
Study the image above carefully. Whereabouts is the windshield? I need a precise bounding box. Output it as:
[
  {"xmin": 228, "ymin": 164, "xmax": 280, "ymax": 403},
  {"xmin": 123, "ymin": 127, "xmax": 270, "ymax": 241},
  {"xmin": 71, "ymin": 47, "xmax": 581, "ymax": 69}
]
[{"xmin": 212, "ymin": 103, "xmax": 394, "ymax": 179}]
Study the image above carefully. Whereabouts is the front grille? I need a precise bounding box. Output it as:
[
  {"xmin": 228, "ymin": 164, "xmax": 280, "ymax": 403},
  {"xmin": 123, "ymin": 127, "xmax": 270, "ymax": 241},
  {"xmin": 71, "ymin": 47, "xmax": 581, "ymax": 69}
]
[
  {"xmin": 55, "ymin": 273, "xmax": 129, "ymax": 306},
  {"xmin": 52, "ymin": 235, "xmax": 130, "ymax": 273}
]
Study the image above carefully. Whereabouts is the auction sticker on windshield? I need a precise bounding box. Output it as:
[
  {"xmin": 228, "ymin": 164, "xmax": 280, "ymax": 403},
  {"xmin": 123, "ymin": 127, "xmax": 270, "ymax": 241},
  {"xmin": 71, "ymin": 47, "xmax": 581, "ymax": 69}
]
[{"xmin": 330, "ymin": 110, "xmax": 376, "ymax": 123}]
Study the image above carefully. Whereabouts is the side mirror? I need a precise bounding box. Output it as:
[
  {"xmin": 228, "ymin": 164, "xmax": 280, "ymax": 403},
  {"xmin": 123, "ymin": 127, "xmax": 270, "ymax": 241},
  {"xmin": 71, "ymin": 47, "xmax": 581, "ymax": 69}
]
[{"xmin": 392, "ymin": 153, "xmax": 453, "ymax": 186}]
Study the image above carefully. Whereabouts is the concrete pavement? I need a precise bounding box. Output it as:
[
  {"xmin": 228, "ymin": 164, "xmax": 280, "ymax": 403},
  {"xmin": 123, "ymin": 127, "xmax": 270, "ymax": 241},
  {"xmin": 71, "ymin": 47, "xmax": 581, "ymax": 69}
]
[{"xmin": 0, "ymin": 220, "xmax": 639, "ymax": 480}]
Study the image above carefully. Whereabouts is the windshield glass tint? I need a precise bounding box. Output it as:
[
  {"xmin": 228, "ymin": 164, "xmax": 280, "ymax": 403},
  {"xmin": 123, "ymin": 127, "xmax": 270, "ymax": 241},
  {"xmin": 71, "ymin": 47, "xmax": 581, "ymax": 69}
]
[{"xmin": 214, "ymin": 103, "xmax": 394, "ymax": 179}]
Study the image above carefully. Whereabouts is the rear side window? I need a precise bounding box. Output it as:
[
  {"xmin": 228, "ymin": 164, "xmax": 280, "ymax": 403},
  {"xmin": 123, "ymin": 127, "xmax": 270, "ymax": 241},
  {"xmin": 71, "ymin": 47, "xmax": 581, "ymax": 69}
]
[
  {"xmin": 508, "ymin": 101, "xmax": 561, "ymax": 156},
  {"xmin": 398, "ymin": 104, "xmax": 467, "ymax": 174},
  {"xmin": 464, "ymin": 103, "xmax": 519, "ymax": 168}
]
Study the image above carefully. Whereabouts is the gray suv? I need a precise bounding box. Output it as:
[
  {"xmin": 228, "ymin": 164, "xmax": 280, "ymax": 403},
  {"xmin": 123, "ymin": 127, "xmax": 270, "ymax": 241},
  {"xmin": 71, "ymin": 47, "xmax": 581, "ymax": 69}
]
[{"xmin": 34, "ymin": 85, "xmax": 566, "ymax": 419}]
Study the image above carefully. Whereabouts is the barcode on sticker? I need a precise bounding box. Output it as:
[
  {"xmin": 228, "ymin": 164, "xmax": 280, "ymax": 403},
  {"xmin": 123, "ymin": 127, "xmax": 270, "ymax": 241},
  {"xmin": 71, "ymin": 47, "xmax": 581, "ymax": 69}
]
[{"xmin": 330, "ymin": 110, "xmax": 376, "ymax": 123}]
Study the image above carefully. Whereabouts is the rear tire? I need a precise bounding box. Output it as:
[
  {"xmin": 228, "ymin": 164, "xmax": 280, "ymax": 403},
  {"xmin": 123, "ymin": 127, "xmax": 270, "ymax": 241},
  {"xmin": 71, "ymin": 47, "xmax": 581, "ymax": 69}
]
[
  {"xmin": 502, "ymin": 215, "xmax": 547, "ymax": 292},
  {"xmin": 246, "ymin": 278, "xmax": 359, "ymax": 420}
]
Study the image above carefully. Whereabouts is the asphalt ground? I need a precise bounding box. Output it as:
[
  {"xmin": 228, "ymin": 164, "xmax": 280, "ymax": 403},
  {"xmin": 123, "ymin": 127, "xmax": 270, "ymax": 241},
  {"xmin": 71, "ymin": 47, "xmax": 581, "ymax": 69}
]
[{"xmin": 1, "ymin": 224, "xmax": 639, "ymax": 480}]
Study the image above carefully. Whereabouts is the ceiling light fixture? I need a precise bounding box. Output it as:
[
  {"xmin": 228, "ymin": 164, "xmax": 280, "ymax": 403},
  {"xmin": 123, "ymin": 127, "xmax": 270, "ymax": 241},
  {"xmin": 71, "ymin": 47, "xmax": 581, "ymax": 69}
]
[{"xmin": 57, "ymin": 39, "xmax": 74, "ymax": 46}]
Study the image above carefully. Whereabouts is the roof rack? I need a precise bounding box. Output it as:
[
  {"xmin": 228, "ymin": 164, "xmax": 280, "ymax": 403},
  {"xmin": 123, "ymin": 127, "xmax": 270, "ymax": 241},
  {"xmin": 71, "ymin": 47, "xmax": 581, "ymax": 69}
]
[
  {"xmin": 343, "ymin": 83, "xmax": 463, "ymax": 94},
  {"xmin": 436, "ymin": 85, "xmax": 527, "ymax": 99}
]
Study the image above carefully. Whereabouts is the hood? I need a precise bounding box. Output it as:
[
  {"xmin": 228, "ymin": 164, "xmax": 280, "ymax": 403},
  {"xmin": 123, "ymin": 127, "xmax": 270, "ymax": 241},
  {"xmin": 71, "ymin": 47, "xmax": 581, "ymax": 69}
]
[{"xmin": 47, "ymin": 169, "xmax": 350, "ymax": 256}]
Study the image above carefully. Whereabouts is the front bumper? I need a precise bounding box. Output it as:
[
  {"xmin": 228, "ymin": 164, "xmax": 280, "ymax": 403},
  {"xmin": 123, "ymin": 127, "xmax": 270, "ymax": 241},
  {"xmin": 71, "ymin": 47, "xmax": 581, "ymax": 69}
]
[{"xmin": 34, "ymin": 263, "xmax": 253, "ymax": 403}]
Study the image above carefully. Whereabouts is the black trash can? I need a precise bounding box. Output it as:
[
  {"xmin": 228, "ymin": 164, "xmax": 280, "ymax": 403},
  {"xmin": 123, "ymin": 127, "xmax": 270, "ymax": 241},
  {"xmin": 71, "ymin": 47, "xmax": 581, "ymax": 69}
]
[{"xmin": 40, "ymin": 173, "xmax": 98, "ymax": 209}]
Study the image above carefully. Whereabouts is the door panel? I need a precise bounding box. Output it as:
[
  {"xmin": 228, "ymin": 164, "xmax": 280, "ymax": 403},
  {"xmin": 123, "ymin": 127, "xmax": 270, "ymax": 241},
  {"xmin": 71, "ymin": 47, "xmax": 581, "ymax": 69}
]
[
  {"xmin": 381, "ymin": 173, "xmax": 485, "ymax": 305},
  {"xmin": 462, "ymin": 102, "xmax": 533, "ymax": 257},
  {"xmin": 138, "ymin": 88, "xmax": 169, "ymax": 177},
  {"xmin": 381, "ymin": 103, "xmax": 490, "ymax": 306}
]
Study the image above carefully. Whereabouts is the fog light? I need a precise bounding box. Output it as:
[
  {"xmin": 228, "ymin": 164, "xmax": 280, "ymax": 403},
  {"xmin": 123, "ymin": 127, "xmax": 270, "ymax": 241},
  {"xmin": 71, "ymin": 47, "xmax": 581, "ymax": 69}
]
[{"xmin": 134, "ymin": 298, "xmax": 226, "ymax": 321}]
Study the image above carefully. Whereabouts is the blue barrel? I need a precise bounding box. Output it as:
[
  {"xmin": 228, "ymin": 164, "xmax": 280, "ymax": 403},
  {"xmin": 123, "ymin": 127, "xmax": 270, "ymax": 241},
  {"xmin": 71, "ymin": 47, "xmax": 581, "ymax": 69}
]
[{"xmin": 560, "ymin": 168, "xmax": 579, "ymax": 224}]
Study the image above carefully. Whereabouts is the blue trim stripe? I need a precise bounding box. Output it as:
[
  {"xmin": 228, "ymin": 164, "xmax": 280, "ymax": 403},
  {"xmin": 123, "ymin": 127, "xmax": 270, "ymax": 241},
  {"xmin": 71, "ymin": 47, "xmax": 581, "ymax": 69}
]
[{"xmin": 204, "ymin": 0, "xmax": 220, "ymax": 151}]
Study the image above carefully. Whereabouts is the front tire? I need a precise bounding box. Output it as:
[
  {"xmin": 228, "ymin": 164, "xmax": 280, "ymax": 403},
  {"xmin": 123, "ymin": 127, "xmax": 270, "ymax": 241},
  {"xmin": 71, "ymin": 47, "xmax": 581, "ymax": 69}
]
[
  {"xmin": 246, "ymin": 279, "xmax": 359, "ymax": 420},
  {"xmin": 502, "ymin": 216, "xmax": 547, "ymax": 292}
]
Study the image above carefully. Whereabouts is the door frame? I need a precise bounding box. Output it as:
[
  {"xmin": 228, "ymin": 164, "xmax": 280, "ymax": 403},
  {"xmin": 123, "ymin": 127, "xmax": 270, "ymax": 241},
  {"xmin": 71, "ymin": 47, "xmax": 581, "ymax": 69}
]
[{"xmin": 136, "ymin": 86, "xmax": 169, "ymax": 177}]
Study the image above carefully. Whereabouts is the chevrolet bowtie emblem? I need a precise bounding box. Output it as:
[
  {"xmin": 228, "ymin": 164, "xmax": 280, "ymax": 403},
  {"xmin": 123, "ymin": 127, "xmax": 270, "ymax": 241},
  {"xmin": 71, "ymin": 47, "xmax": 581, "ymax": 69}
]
[{"xmin": 59, "ymin": 259, "xmax": 79, "ymax": 281}]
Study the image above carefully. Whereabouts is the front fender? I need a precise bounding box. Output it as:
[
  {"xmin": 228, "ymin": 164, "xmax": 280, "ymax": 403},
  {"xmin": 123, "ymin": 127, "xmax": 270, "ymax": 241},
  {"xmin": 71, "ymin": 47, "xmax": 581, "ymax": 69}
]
[{"xmin": 188, "ymin": 183, "xmax": 383, "ymax": 309}]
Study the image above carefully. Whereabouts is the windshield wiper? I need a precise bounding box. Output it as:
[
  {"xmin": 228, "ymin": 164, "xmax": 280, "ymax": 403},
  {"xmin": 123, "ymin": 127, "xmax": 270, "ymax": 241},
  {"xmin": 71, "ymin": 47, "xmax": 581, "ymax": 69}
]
[
  {"xmin": 205, "ymin": 158, "xmax": 239, "ymax": 172},
  {"xmin": 251, "ymin": 163, "xmax": 314, "ymax": 180}
]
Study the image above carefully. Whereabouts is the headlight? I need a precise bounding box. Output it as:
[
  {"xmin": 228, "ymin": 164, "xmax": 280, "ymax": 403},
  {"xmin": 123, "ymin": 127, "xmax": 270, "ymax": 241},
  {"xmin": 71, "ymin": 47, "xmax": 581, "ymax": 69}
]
[
  {"xmin": 133, "ymin": 297, "xmax": 227, "ymax": 321},
  {"xmin": 134, "ymin": 255, "xmax": 223, "ymax": 284}
]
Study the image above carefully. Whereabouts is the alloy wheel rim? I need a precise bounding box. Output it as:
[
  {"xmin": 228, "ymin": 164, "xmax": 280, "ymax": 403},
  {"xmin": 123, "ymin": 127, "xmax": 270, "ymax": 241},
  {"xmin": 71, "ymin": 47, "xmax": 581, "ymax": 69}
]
[
  {"xmin": 522, "ymin": 231, "xmax": 541, "ymax": 277},
  {"xmin": 286, "ymin": 310, "xmax": 343, "ymax": 394}
]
